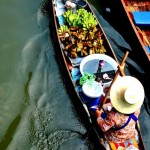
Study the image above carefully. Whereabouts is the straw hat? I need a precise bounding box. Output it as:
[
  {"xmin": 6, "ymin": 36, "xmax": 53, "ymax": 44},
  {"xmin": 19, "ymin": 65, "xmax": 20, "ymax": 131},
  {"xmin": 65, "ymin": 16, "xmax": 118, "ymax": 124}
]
[{"xmin": 110, "ymin": 76, "xmax": 145, "ymax": 114}]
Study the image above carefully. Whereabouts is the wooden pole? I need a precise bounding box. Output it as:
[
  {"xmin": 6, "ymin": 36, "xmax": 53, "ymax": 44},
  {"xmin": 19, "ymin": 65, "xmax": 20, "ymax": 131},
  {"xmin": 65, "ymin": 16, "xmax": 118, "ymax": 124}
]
[
  {"xmin": 136, "ymin": 26, "xmax": 150, "ymax": 48},
  {"xmin": 98, "ymin": 51, "xmax": 129, "ymax": 110}
]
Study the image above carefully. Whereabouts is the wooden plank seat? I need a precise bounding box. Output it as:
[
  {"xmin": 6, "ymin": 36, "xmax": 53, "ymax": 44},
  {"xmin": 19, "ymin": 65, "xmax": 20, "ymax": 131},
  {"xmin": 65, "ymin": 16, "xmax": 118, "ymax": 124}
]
[
  {"xmin": 145, "ymin": 46, "xmax": 150, "ymax": 54},
  {"xmin": 132, "ymin": 11, "xmax": 150, "ymax": 26}
]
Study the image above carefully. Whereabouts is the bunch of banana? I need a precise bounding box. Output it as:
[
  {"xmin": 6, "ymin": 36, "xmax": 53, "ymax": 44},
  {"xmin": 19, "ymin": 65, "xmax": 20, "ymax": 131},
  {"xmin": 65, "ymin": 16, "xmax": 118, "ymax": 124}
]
[{"xmin": 58, "ymin": 25, "xmax": 69, "ymax": 37}]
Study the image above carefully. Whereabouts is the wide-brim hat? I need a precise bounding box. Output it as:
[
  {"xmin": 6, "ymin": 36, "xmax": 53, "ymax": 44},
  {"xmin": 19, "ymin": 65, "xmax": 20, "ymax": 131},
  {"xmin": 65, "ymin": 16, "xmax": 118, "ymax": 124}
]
[{"xmin": 110, "ymin": 76, "xmax": 145, "ymax": 114}]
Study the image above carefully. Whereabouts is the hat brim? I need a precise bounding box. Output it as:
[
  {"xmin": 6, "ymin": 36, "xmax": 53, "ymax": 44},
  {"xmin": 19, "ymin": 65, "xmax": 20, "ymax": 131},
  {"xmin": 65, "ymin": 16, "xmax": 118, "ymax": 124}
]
[{"xmin": 110, "ymin": 76, "xmax": 144, "ymax": 114}]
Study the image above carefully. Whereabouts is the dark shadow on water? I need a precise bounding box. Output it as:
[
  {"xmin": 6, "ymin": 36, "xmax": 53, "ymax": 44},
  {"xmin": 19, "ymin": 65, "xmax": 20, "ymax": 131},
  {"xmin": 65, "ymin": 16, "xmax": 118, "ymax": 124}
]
[
  {"xmin": 23, "ymin": 72, "xmax": 32, "ymax": 106},
  {"xmin": 0, "ymin": 115, "xmax": 21, "ymax": 150}
]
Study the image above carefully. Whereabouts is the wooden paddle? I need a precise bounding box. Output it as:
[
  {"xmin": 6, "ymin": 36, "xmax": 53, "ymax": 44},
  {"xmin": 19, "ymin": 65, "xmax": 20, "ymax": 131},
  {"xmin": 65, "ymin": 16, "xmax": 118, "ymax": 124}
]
[{"xmin": 98, "ymin": 51, "xmax": 129, "ymax": 110}]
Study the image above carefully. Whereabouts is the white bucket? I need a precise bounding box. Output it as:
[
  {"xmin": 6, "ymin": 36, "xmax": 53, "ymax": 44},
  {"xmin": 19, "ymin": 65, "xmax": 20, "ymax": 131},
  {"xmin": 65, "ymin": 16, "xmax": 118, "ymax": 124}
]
[{"xmin": 82, "ymin": 81, "xmax": 103, "ymax": 98}]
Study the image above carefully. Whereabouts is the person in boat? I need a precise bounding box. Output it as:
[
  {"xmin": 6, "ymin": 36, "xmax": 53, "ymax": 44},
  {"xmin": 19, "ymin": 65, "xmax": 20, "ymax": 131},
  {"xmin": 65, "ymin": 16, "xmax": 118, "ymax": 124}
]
[{"xmin": 95, "ymin": 75, "xmax": 145, "ymax": 149}]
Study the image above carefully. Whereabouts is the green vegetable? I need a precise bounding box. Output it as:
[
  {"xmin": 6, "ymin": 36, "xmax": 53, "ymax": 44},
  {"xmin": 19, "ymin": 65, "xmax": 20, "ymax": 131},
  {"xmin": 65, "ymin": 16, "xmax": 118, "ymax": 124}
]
[
  {"xmin": 79, "ymin": 72, "xmax": 96, "ymax": 85},
  {"xmin": 63, "ymin": 8, "xmax": 98, "ymax": 29}
]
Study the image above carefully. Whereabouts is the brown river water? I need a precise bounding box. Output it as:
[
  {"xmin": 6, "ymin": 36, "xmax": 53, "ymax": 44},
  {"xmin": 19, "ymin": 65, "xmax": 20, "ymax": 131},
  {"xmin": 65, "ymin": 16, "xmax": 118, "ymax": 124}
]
[{"xmin": 0, "ymin": 0, "xmax": 150, "ymax": 149}]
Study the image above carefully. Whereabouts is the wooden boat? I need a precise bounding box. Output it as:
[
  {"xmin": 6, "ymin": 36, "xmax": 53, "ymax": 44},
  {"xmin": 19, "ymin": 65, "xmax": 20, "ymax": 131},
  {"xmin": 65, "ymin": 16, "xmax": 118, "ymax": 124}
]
[
  {"xmin": 120, "ymin": 0, "xmax": 150, "ymax": 62},
  {"xmin": 49, "ymin": 0, "xmax": 146, "ymax": 149}
]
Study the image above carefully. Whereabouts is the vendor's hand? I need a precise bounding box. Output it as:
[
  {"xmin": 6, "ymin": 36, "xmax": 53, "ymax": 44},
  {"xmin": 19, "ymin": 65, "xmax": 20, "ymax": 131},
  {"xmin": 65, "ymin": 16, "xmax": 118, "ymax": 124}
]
[
  {"xmin": 103, "ymin": 102, "xmax": 112, "ymax": 112},
  {"xmin": 95, "ymin": 109, "xmax": 103, "ymax": 118}
]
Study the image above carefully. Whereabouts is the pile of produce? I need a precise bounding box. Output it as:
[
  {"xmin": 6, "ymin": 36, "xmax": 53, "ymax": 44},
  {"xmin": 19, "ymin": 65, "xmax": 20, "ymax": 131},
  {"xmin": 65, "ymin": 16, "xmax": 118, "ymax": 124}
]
[{"xmin": 58, "ymin": 8, "xmax": 106, "ymax": 58}]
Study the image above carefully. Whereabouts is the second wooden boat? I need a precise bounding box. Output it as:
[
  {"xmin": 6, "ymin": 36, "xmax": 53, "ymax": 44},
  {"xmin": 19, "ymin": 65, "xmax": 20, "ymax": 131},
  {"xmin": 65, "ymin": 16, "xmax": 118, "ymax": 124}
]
[
  {"xmin": 121, "ymin": 0, "xmax": 150, "ymax": 62},
  {"xmin": 49, "ymin": 0, "xmax": 146, "ymax": 149}
]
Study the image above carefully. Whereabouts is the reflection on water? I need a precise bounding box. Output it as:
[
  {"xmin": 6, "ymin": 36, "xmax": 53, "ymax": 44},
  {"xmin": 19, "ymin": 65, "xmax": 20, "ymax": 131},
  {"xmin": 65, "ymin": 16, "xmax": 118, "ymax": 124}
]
[{"xmin": 0, "ymin": 0, "xmax": 147, "ymax": 150}]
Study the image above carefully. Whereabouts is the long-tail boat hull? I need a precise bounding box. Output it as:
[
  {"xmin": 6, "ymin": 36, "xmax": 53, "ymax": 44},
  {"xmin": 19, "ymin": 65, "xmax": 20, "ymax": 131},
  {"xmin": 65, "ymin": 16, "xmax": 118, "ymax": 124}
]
[{"xmin": 49, "ymin": 0, "xmax": 146, "ymax": 149}]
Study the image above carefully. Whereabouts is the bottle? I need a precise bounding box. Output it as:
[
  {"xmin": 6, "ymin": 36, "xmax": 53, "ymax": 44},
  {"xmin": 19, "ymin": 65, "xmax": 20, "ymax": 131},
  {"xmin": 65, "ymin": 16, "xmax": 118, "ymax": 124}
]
[{"xmin": 95, "ymin": 60, "xmax": 105, "ymax": 83}]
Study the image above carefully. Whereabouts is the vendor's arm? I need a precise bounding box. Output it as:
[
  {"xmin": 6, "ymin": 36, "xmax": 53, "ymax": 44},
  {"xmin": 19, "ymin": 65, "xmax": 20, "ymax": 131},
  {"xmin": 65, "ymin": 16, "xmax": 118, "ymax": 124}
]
[{"xmin": 96, "ymin": 109, "xmax": 115, "ymax": 132}]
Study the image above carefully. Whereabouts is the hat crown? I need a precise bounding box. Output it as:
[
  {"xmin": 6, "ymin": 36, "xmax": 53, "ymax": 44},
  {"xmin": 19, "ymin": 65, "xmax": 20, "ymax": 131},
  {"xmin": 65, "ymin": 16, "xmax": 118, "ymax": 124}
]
[{"xmin": 124, "ymin": 87, "xmax": 140, "ymax": 104}]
